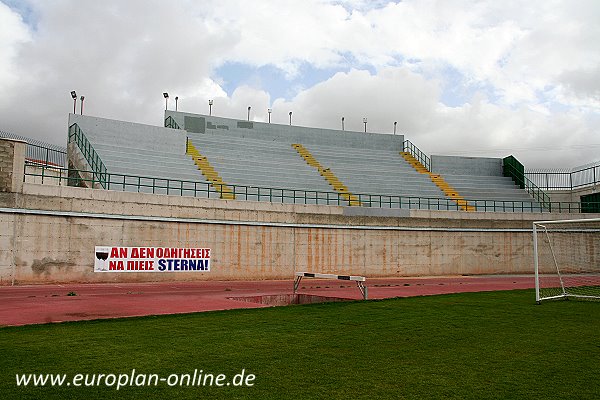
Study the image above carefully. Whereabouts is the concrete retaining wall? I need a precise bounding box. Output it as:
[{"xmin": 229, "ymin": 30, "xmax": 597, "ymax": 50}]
[
  {"xmin": 1, "ymin": 182, "xmax": 596, "ymax": 285},
  {"xmin": 547, "ymin": 186, "xmax": 600, "ymax": 203}
]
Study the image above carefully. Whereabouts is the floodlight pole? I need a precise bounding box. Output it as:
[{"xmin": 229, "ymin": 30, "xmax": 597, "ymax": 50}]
[
  {"xmin": 363, "ymin": 117, "xmax": 368, "ymax": 133},
  {"xmin": 71, "ymin": 91, "xmax": 77, "ymax": 114},
  {"xmin": 209, "ymin": 99, "xmax": 213, "ymax": 116},
  {"xmin": 163, "ymin": 92, "xmax": 169, "ymax": 110},
  {"xmin": 289, "ymin": 111, "xmax": 292, "ymax": 126},
  {"xmin": 268, "ymin": 108, "xmax": 272, "ymax": 123},
  {"xmin": 393, "ymin": 121, "xmax": 397, "ymax": 135},
  {"xmin": 341, "ymin": 117, "xmax": 345, "ymax": 131},
  {"xmin": 247, "ymin": 106, "xmax": 251, "ymax": 121},
  {"xmin": 175, "ymin": 96, "xmax": 179, "ymax": 111},
  {"xmin": 80, "ymin": 96, "xmax": 85, "ymax": 115}
]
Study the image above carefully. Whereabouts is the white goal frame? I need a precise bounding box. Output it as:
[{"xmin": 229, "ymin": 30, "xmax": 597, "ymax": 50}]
[{"xmin": 534, "ymin": 217, "xmax": 600, "ymax": 303}]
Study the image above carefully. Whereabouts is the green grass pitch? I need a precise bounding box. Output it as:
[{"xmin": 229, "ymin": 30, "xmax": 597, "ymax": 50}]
[{"xmin": 1, "ymin": 290, "xmax": 599, "ymax": 399}]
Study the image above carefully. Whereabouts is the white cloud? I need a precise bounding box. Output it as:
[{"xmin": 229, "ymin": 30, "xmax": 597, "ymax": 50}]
[
  {"xmin": 0, "ymin": 0, "xmax": 598, "ymax": 169},
  {"xmin": 0, "ymin": 2, "xmax": 31, "ymax": 106},
  {"xmin": 268, "ymin": 67, "xmax": 598, "ymax": 168}
]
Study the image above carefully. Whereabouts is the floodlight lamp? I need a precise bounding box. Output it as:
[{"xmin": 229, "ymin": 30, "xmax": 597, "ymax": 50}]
[
  {"xmin": 363, "ymin": 117, "xmax": 368, "ymax": 123},
  {"xmin": 163, "ymin": 92, "xmax": 169, "ymax": 99},
  {"xmin": 71, "ymin": 91, "xmax": 77, "ymax": 99},
  {"xmin": 80, "ymin": 96, "xmax": 85, "ymax": 101},
  {"xmin": 208, "ymin": 99, "xmax": 213, "ymax": 106}
]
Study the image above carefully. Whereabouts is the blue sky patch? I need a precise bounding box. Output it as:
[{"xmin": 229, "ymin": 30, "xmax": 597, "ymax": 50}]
[
  {"xmin": 214, "ymin": 52, "xmax": 378, "ymax": 102},
  {"xmin": 3, "ymin": 0, "xmax": 37, "ymax": 28},
  {"xmin": 214, "ymin": 62, "xmax": 349, "ymax": 101}
]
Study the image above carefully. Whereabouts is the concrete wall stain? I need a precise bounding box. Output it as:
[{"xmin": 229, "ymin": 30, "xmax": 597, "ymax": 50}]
[{"xmin": 31, "ymin": 257, "xmax": 75, "ymax": 276}]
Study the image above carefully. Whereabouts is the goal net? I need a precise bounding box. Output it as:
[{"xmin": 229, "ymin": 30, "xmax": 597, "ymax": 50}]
[{"xmin": 534, "ymin": 218, "xmax": 600, "ymax": 303}]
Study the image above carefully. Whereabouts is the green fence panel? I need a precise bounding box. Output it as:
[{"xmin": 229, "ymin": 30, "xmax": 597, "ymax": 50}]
[
  {"xmin": 503, "ymin": 155, "xmax": 524, "ymax": 189},
  {"xmin": 581, "ymin": 193, "xmax": 600, "ymax": 213}
]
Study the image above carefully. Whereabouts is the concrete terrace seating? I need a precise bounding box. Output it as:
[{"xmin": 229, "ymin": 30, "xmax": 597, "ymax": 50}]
[
  {"xmin": 186, "ymin": 132, "xmax": 468, "ymax": 209},
  {"xmin": 68, "ymin": 114, "xmax": 217, "ymax": 197},
  {"xmin": 166, "ymin": 110, "xmax": 409, "ymax": 206},
  {"xmin": 186, "ymin": 132, "xmax": 337, "ymax": 204},
  {"xmin": 442, "ymin": 174, "xmax": 543, "ymax": 212},
  {"xmin": 430, "ymin": 156, "xmax": 543, "ymax": 212},
  {"xmin": 67, "ymin": 113, "xmax": 542, "ymax": 211},
  {"xmin": 300, "ymin": 143, "xmax": 459, "ymax": 209}
]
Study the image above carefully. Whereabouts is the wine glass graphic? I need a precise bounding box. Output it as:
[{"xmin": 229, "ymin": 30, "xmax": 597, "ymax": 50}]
[{"xmin": 95, "ymin": 247, "xmax": 110, "ymax": 271}]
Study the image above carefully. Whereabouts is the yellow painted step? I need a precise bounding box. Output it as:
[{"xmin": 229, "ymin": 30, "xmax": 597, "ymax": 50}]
[
  {"xmin": 292, "ymin": 143, "xmax": 362, "ymax": 206},
  {"xmin": 401, "ymin": 151, "xmax": 476, "ymax": 212},
  {"xmin": 187, "ymin": 141, "xmax": 236, "ymax": 200}
]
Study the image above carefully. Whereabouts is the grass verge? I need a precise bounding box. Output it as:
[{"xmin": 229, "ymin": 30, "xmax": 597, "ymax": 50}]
[{"xmin": 1, "ymin": 290, "xmax": 599, "ymax": 399}]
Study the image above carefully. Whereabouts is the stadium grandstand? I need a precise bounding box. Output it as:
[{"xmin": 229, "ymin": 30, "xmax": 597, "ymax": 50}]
[
  {"xmin": 55, "ymin": 111, "xmax": 563, "ymax": 213},
  {"xmin": 4, "ymin": 110, "xmax": 597, "ymax": 214},
  {"xmin": 1, "ymin": 108, "xmax": 599, "ymax": 286}
]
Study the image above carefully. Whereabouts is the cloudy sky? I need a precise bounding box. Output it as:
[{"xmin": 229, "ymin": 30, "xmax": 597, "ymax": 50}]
[{"xmin": 1, "ymin": 0, "xmax": 599, "ymax": 168}]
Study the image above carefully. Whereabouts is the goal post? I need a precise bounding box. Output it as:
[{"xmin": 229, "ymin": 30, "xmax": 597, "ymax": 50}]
[{"xmin": 533, "ymin": 218, "xmax": 600, "ymax": 303}]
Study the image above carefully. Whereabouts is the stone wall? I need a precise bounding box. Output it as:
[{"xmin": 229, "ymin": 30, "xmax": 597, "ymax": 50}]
[{"xmin": 0, "ymin": 138, "xmax": 26, "ymax": 193}]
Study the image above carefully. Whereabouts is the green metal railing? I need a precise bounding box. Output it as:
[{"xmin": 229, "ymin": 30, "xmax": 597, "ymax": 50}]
[
  {"xmin": 24, "ymin": 164, "xmax": 598, "ymax": 213},
  {"xmin": 503, "ymin": 160, "xmax": 551, "ymax": 211},
  {"xmin": 403, "ymin": 140, "xmax": 431, "ymax": 171},
  {"xmin": 68, "ymin": 123, "xmax": 107, "ymax": 188},
  {"xmin": 164, "ymin": 116, "xmax": 181, "ymax": 130}
]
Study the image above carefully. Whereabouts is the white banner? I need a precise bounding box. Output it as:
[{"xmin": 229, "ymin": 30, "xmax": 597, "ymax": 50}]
[{"xmin": 95, "ymin": 246, "xmax": 211, "ymax": 273}]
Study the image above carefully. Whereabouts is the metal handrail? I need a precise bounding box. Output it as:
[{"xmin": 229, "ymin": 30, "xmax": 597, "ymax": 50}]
[
  {"xmin": 403, "ymin": 140, "xmax": 431, "ymax": 171},
  {"xmin": 504, "ymin": 162, "xmax": 551, "ymax": 210},
  {"xmin": 25, "ymin": 142, "xmax": 67, "ymax": 167},
  {"xmin": 164, "ymin": 116, "xmax": 181, "ymax": 130},
  {"xmin": 23, "ymin": 164, "xmax": 598, "ymax": 213},
  {"xmin": 68, "ymin": 123, "xmax": 107, "ymax": 189},
  {"xmin": 525, "ymin": 164, "xmax": 600, "ymax": 190}
]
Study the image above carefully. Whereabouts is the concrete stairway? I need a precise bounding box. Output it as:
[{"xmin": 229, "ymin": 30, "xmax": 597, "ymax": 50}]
[
  {"xmin": 292, "ymin": 143, "xmax": 361, "ymax": 206},
  {"xmin": 401, "ymin": 152, "xmax": 476, "ymax": 211},
  {"xmin": 186, "ymin": 140, "xmax": 235, "ymax": 200}
]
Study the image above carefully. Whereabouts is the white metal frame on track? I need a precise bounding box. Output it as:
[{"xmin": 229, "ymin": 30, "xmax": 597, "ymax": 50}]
[{"xmin": 293, "ymin": 272, "xmax": 368, "ymax": 300}]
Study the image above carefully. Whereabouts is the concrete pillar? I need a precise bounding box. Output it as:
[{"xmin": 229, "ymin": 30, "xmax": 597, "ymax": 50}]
[{"xmin": 0, "ymin": 138, "xmax": 26, "ymax": 193}]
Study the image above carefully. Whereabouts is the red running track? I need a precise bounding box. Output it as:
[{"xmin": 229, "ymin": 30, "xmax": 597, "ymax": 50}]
[{"xmin": 0, "ymin": 275, "xmax": 535, "ymax": 327}]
